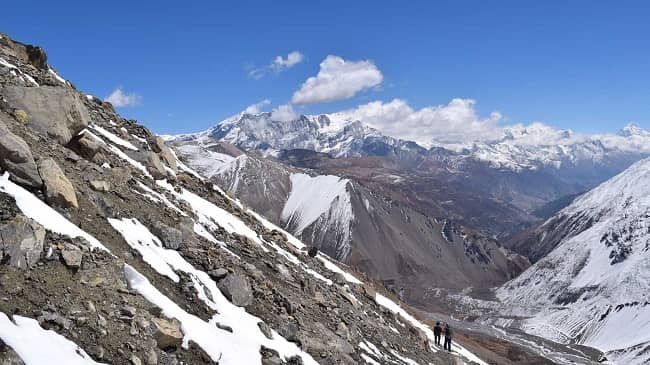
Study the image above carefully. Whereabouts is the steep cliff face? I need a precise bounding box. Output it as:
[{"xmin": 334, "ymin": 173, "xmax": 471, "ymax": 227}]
[{"xmin": 0, "ymin": 32, "xmax": 494, "ymax": 365}]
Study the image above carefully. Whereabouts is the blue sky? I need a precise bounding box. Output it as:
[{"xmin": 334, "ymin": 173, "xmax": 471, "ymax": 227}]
[{"xmin": 4, "ymin": 0, "xmax": 650, "ymax": 138}]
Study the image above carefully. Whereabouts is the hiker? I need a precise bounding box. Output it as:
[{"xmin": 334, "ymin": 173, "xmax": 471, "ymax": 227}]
[
  {"xmin": 443, "ymin": 323, "xmax": 453, "ymax": 351},
  {"xmin": 433, "ymin": 321, "xmax": 442, "ymax": 346}
]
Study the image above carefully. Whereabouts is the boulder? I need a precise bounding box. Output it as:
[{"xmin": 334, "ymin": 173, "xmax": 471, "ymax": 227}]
[
  {"xmin": 61, "ymin": 247, "xmax": 83, "ymax": 269},
  {"xmin": 151, "ymin": 317, "xmax": 183, "ymax": 350},
  {"xmin": 2, "ymin": 86, "xmax": 90, "ymax": 145},
  {"xmin": 148, "ymin": 136, "xmax": 177, "ymax": 173},
  {"xmin": 37, "ymin": 158, "xmax": 78, "ymax": 209},
  {"xmin": 208, "ymin": 268, "xmax": 229, "ymax": 281},
  {"xmin": 0, "ymin": 214, "xmax": 45, "ymax": 269},
  {"xmin": 217, "ymin": 273, "xmax": 253, "ymax": 307},
  {"xmin": 150, "ymin": 222, "xmax": 181, "ymax": 250},
  {"xmin": 68, "ymin": 132, "xmax": 104, "ymax": 161},
  {"xmin": 89, "ymin": 180, "xmax": 110, "ymax": 192},
  {"xmin": 0, "ymin": 122, "xmax": 42, "ymax": 188},
  {"xmin": 0, "ymin": 343, "xmax": 25, "ymax": 365}
]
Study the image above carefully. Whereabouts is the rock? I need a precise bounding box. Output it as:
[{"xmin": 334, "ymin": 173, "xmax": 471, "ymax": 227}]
[
  {"xmin": 208, "ymin": 268, "xmax": 229, "ymax": 281},
  {"xmin": 361, "ymin": 284, "xmax": 376, "ymax": 300},
  {"xmin": 24, "ymin": 45, "xmax": 47, "ymax": 69},
  {"xmin": 332, "ymin": 273, "xmax": 347, "ymax": 286},
  {"xmin": 68, "ymin": 131, "xmax": 103, "ymax": 161},
  {"xmin": 130, "ymin": 354, "xmax": 142, "ymax": 365},
  {"xmin": 217, "ymin": 274, "xmax": 253, "ymax": 307},
  {"xmin": 0, "ymin": 121, "xmax": 42, "ymax": 188},
  {"xmin": 332, "ymin": 338, "xmax": 355, "ymax": 354},
  {"xmin": 0, "ymin": 214, "xmax": 45, "ymax": 269},
  {"xmin": 149, "ymin": 222, "xmax": 181, "ymax": 250},
  {"xmin": 90, "ymin": 180, "xmax": 110, "ymax": 192},
  {"xmin": 335, "ymin": 322, "xmax": 350, "ymax": 340},
  {"xmin": 260, "ymin": 347, "xmax": 283, "ymax": 365},
  {"xmin": 307, "ymin": 246, "xmax": 318, "ymax": 258},
  {"xmin": 145, "ymin": 152, "xmax": 166, "ymax": 179},
  {"xmin": 278, "ymin": 320, "xmax": 300, "ymax": 344},
  {"xmin": 151, "ymin": 317, "xmax": 183, "ymax": 350},
  {"xmin": 60, "ymin": 248, "xmax": 82, "ymax": 269},
  {"xmin": 147, "ymin": 136, "xmax": 177, "ymax": 173},
  {"xmin": 2, "ymin": 86, "xmax": 90, "ymax": 145},
  {"xmin": 120, "ymin": 305, "xmax": 137, "ymax": 318},
  {"xmin": 12, "ymin": 109, "xmax": 28, "ymax": 124},
  {"xmin": 144, "ymin": 349, "xmax": 158, "ymax": 365},
  {"xmin": 258, "ymin": 321, "xmax": 273, "ymax": 340},
  {"xmin": 37, "ymin": 158, "xmax": 78, "ymax": 209}
]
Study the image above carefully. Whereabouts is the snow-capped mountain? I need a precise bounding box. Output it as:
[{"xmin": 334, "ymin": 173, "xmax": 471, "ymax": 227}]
[
  {"xmin": 492, "ymin": 157, "xmax": 650, "ymax": 364},
  {"xmin": 183, "ymin": 111, "xmax": 650, "ymax": 173}
]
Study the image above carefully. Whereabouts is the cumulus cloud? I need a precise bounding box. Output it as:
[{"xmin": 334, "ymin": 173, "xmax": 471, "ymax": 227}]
[
  {"xmin": 248, "ymin": 51, "xmax": 304, "ymax": 80},
  {"xmin": 104, "ymin": 87, "xmax": 142, "ymax": 107},
  {"xmin": 291, "ymin": 55, "xmax": 383, "ymax": 105},
  {"xmin": 270, "ymin": 104, "xmax": 298, "ymax": 122},
  {"xmin": 333, "ymin": 98, "xmax": 503, "ymax": 146},
  {"xmin": 243, "ymin": 99, "xmax": 271, "ymax": 114}
]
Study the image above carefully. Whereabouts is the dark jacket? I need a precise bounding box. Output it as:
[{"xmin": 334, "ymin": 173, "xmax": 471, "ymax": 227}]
[
  {"xmin": 444, "ymin": 326, "xmax": 453, "ymax": 338},
  {"xmin": 433, "ymin": 325, "xmax": 442, "ymax": 335}
]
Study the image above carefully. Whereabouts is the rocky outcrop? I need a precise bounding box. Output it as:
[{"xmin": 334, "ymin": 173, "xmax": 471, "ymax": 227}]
[
  {"xmin": 0, "ymin": 121, "xmax": 42, "ymax": 188},
  {"xmin": 37, "ymin": 158, "xmax": 78, "ymax": 209},
  {"xmin": 217, "ymin": 273, "xmax": 253, "ymax": 307},
  {"xmin": 148, "ymin": 136, "xmax": 177, "ymax": 173},
  {"xmin": 0, "ymin": 214, "xmax": 45, "ymax": 269},
  {"xmin": 2, "ymin": 86, "xmax": 90, "ymax": 145},
  {"xmin": 68, "ymin": 131, "xmax": 105, "ymax": 162},
  {"xmin": 151, "ymin": 317, "xmax": 183, "ymax": 350}
]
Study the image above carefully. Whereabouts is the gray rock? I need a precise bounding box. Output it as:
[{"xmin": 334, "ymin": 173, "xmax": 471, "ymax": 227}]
[
  {"xmin": 257, "ymin": 321, "xmax": 273, "ymax": 340},
  {"xmin": 335, "ymin": 322, "xmax": 350, "ymax": 340},
  {"xmin": 90, "ymin": 180, "xmax": 110, "ymax": 192},
  {"xmin": 60, "ymin": 248, "xmax": 82, "ymax": 269},
  {"xmin": 150, "ymin": 222, "xmax": 182, "ymax": 250},
  {"xmin": 37, "ymin": 158, "xmax": 78, "ymax": 209},
  {"xmin": 0, "ymin": 214, "xmax": 45, "ymax": 269},
  {"xmin": 217, "ymin": 274, "xmax": 253, "ymax": 307},
  {"xmin": 130, "ymin": 354, "xmax": 142, "ymax": 365},
  {"xmin": 2, "ymin": 86, "xmax": 90, "ymax": 145},
  {"xmin": 148, "ymin": 136, "xmax": 177, "ymax": 173},
  {"xmin": 0, "ymin": 121, "xmax": 42, "ymax": 188},
  {"xmin": 208, "ymin": 268, "xmax": 229, "ymax": 281},
  {"xmin": 152, "ymin": 317, "xmax": 183, "ymax": 350},
  {"xmin": 277, "ymin": 321, "xmax": 300, "ymax": 343}
]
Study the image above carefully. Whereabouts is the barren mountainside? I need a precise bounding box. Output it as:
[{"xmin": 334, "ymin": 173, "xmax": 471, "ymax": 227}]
[{"xmin": 0, "ymin": 32, "xmax": 498, "ymax": 365}]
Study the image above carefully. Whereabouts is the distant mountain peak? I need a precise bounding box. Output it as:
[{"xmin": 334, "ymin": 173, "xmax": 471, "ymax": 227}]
[{"xmin": 618, "ymin": 122, "xmax": 650, "ymax": 137}]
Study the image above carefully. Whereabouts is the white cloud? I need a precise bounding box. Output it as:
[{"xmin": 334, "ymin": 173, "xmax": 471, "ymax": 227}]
[
  {"xmin": 248, "ymin": 51, "xmax": 304, "ymax": 80},
  {"xmin": 270, "ymin": 104, "xmax": 298, "ymax": 122},
  {"xmin": 104, "ymin": 87, "xmax": 142, "ymax": 107},
  {"xmin": 243, "ymin": 99, "xmax": 271, "ymax": 114},
  {"xmin": 273, "ymin": 51, "xmax": 304, "ymax": 69},
  {"xmin": 333, "ymin": 98, "xmax": 502, "ymax": 146},
  {"xmin": 292, "ymin": 55, "xmax": 383, "ymax": 105}
]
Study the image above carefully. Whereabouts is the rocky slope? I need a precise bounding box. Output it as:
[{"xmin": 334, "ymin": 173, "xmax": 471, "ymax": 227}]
[
  {"xmin": 459, "ymin": 158, "xmax": 650, "ymax": 364},
  {"xmin": 170, "ymin": 138, "xmax": 530, "ymax": 308},
  {"xmin": 0, "ymin": 32, "xmax": 503, "ymax": 365}
]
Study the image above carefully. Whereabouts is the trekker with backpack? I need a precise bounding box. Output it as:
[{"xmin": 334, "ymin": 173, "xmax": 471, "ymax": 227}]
[{"xmin": 444, "ymin": 323, "xmax": 453, "ymax": 351}]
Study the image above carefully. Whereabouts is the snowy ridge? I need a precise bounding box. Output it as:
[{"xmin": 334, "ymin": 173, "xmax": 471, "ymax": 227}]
[
  {"xmin": 179, "ymin": 111, "xmax": 650, "ymax": 173},
  {"xmin": 281, "ymin": 173, "xmax": 354, "ymax": 259},
  {"xmin": 496, "ymin": 157, "xmax": 650, "ymax": 364}
]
